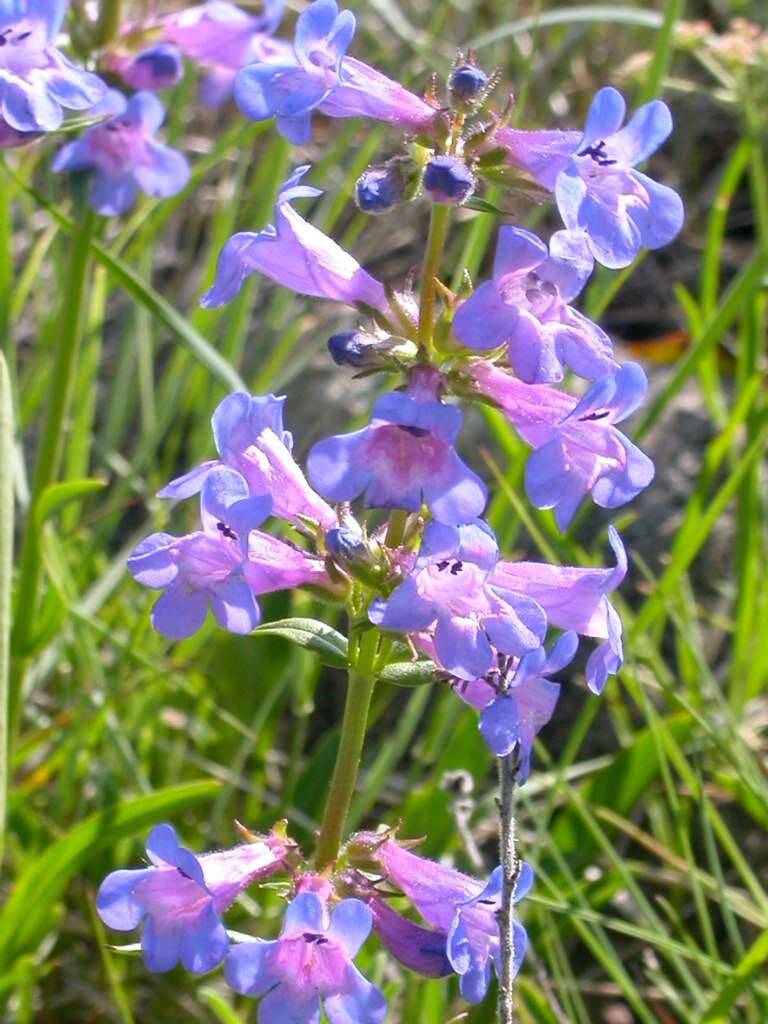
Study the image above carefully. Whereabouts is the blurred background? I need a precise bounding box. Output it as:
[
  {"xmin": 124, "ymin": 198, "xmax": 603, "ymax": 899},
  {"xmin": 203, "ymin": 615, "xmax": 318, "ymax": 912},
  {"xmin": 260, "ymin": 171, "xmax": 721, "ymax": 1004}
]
[{"xmin": 2, "ymin": 0, "xmax": 767, "ymax": 1020}]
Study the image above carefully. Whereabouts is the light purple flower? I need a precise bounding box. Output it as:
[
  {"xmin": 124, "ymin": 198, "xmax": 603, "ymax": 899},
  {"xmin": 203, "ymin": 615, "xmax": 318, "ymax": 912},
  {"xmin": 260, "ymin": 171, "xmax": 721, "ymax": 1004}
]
[
  {"xmin": 368, "ymin": 897, "xmax": 452, "ymax": 978},
  {"xmin": 454, "ymin": 227, "xmax": 617, "ymax": 382},
  {"xmin": 369, "ymin": 520, "xmax": 546, "ymax": 681},
  {"xmin": 491, "ymin": 526, "xmax": 627, "ymax": 693},
  {"xmin": 96, "ymin": 822, "xmax": 289, "ymax": 973},
  {"xmin": 361, "ymin": 837, "xmax": 532, "ymax": 1003},
  {"xmin": 0, "ymin": 0, "xmax": 105, "ymax": 142},
  {"xmin": 307, "ymin": 371, "xmax": 487, "ymax": 525},
  {"xmin": 161, "ymin": 0, "xmax": 291, "ymax": 107},
  {"xmin": 201, "ymin": 165, "xmax": 387, "ymax": 311},
  {"xmin": 108, "ymin": 43, "xmax": 184, "ymax": 91},
  {"xmin": 52, "ymin": 89, "xmax": 190, "ymax": 215},
  {"xmin": 498, "ymin": 88, "xmax": 683, "ymax": 268},
  {"xmin": 159, "ymin": 391, "xmax": 338, "ymax": 532},
  {"xmin": 454, "ymin": 632, "xmax": 577, "ymax": 776},
  {"xmin": 234, "ymin": 0, "xmax": 434, "ymax": 143},
  {"xmin": 225, "ymin": 892, "xmax": 387, "ymax": 1024},
  {"xmin": 128, "ymin": 466, "xmax": 271, "ymax": 639},
  {"xmin": 471, "ymin": 360, "xmax": 654, "ymax": 529}
]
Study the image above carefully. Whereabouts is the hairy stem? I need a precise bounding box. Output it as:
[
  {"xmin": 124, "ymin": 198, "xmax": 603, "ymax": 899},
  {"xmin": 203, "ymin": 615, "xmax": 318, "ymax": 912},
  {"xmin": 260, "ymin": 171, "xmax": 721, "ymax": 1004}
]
[
  {"xmin": 314, "ymin": 628, "xmax": 379, "ymax": 867},
  {"xmin": 11, "ymin": 206, "xmax": 96, "ymax": 722},
  {"xmin": 498, "ymin": 751, "xmax": 521, "ymax": 1023},
  {"xmin": 417, "ymin": 202, "xmax": 451, "ymax": 359}
]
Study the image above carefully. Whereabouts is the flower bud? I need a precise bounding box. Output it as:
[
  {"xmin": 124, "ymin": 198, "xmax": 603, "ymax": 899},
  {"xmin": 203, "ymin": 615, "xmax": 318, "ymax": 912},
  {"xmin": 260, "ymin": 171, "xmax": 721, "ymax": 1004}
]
[
  {"xmin": 122, "ymin": 44, "xmax": 184, "ymax": 91},
  {"xmin": 325, "ymin": 522, "xmax": 387, "ymax": 586},
  {"xmin": 327, "ymin": 331, "xmax": 380, "ymax": 367},
  {"xmin": 355, "ymin": 164, "xmax": 406, "ymax": 214},
  {"xmin": 423, "ymin": 155, "xmax": 475, "ymax": 205},
  {"xmin": 448, "ymin": 63, "xmax": 488, "ymax": 105}
]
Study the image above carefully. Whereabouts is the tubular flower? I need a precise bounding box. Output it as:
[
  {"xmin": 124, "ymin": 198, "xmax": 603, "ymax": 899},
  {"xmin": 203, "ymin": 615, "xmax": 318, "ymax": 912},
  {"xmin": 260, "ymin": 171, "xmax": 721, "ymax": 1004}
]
[
  {"xmin": 369, "ymin": 520, "xmax": 546, "ymax": 681},
  {"xmin": 0, "ymin": 0, "xmax": 105, "ymax": 144},
  {"xmin": 453, "ymin": 226, "xmax": 617, "ymax": 382},
  {"xmin": 470, "ymin": 359, "xmax": 654, "ymax": 529},
  {"xmin": 128, "ymin": 467, "xmax": 272, "ymax": 639},
  {"xmin": 452, "ymin": 631, "xmax": 578, "ymax": 775},
  {"xmin": 307, "ymin": 370, "xmax": 487, "ymax": 526},
  {"xmin": 358, "ymin": 835, "xmax": 532, "ymax": 1003},
  {"xmin": 96, "ymin": 823, "xmax": 289, "ymax": 973},
  {"xmin": 498, "ymin": 87, "xmax": 683, "ymax": 268},
  {"xmin": 159, "ymin": 390, "xmax": 338, "ymax": 532},
  {"xmin": 52, "ymin": 90, "xmax": 190, "ymax": 215},
  {"xmin": 234, "ymin": 0, "xmax": 435, "ymax": 144},
  {"xmin": 368, "ymin": 898, "xmax": 452, "ymax": 978},
  {"xmin": 225, "ymin": 891, "xmax": 387, "ymax": 1023},
  {"xmin": 201, "ymin": 165, "xmax": 387, "ymax": 311},
  {"xmin": 490, "ymin": 526, "xmax": 628, "ymax": 692}
]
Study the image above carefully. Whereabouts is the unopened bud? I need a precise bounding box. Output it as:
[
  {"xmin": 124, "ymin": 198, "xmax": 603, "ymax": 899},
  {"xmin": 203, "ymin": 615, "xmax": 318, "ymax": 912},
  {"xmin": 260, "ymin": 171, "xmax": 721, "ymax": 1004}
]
[
  {"xmin": 327, "ymin": 331, "xmax": 380, "ymax": 368},
  {"xmin": 448, "ymin": 63, "xmax": 488, "ymax": 104},
  {"xmin": 355, "ymin": 163, "xmax": 407, "ymax": 214},
  {"xmin": 423, "ymin": 155, "xmax": 475, "ymax": 206},
  {"xmin": 122, "ymin": 44, "xmax": 183, "ymax": 90}
]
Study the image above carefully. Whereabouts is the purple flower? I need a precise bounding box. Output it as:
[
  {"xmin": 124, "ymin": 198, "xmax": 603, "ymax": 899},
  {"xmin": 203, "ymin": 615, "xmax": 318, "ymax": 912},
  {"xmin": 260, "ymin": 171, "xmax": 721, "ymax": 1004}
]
[
  {"xmin": 225, "ymin": 892, "xmax": 387, "ymax": 1023},
  {"xmin": 471, "ymin": 360, "xmax": 654, "ymax": 529},
  {"xmin": 201, "ymin": 165, "xmax": 387, "ymax": 311},
  {"xmin": 52, "ymin": 90, "xmax": 190, "ymax": 215},
  {"xmin": 498, "ymin": 88, "xmax": 683, "ymax": 268},
  {"xmin": 128, "ymin": 466, "xmax": 271, "ymax": 639},
  {"xmin": 423, "ymin": 155, "xmax": 475, "ymax": 205},
  {"xmin": 454, "ymin": 632, "xmax": 577, "ymax": 776},
  {"xmin": 368, "ymin": 897, "xmax": 452, "ymax": 978},
  {"xmin": 159, "ymin": 391, "xmax": 338, "ymax": 532},
  {"xmin": 109, "ymin": 43, "xmax": 184, "ymax": 91},
  {"xmin": 0, "ymin": 0, "xmax": 105, "ymax": 142},
  {"xmin": 234, "ymin": 0, "xmax": 435, "ymax": 143},
  {"xmin": 491, "ymin": 526, "xmax": 627, "ymax": 693},
  {"xmin": 454, "ymin": 227, "xmax": 618, "ymax": 383},
  {"xmin": 96, "ymin": 822, "xmax": 289, "ymax": 973},
  {"xmin": 308, "ymin": 372, "xmax": 487, "ymax": 526},
  {"xmin": 369, "ymin": 520, "xmax": 546, "ymax": 681},
  {"xmin": 161, "ymin": 0, "xmax": 291, "ymax": 107},
  {"xmin": 362, "ymin": 837, "xmax": 532, "ymax": 1003}
]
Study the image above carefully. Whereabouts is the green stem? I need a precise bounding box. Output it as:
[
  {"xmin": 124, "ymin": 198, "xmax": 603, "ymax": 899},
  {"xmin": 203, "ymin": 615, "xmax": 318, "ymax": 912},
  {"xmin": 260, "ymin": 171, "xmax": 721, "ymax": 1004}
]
[
  {"xmin": 0, "ymin": 353, "xmax": 14, "ymax": 862},
  {"xmin": 94, "ymin": 0, "xmax": 123, "ymax": 47},
  {"xmin": 417, "ymin": 203, "xmax": 451, "ymax": 359},
  {"xmin": 314, "ymin": 629, "xmax": 379, "ymax": 867},
  {"xmin": 11, "ymin": 207, "xmax": 96, "ymax": 707}
]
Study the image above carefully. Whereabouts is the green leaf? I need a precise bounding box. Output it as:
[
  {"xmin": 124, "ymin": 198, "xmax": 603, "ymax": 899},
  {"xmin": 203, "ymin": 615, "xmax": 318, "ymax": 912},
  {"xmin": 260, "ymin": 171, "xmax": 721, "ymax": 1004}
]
[
  {"xmin": 33, "ymin": 478, "xmax": 106, "ymax": 531},
  {"xmin": 253, "ymin": 618, "xmax": 348, "ymax": 668},
  {"xmin": 379, "ymin": 660, "xmax": 437, "ymax": 687},
  {"xmin": 0, "ymin": 353, "xmax": 12, "ymax": 861},
  {"xmin": 0, "ymin": 780, "xmax": 220, "ymax": 967},
  {"xmin": 700, "ymin": 927, "xmax": 768, "ymax": 1022}
]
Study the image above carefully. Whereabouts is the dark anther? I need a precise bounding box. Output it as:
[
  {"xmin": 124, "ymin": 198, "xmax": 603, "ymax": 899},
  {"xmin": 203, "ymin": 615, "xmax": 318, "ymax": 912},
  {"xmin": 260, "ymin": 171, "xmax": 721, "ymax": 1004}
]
[
  {"xmin": 478, "ymin": 898, "xmax": 496, "ymax": 905},
  {"xmin": 398, "ymin": 425, "xmax": 430, "ymax": 438},
  {"xmin": 579, "ymin": 410, "xmax": 610, "ymax": 422},
  {"xmin": 450, "ymin": 561, "xmax": 464, "ymax": 575},
  {"xmin": 303, "ymin": 932, "xmax": 329, "ymax": 945},
  {"xmin": 577, "ymin": 139, "xmax": 617, "ymax": 167},
  {"xmin": 177, "ymin": 867, "xmax": 193, "ymax": 880},
  {"xmin": 216, "ymin": 521, "xmax": 238, "ymax": 540},
  {"xmin": 16, "ymin": 30, "xmax": 31, "ymax": 41},
  {"xmin": 436, "ymin": 559, "xmax": 451, "ymax": 572}
]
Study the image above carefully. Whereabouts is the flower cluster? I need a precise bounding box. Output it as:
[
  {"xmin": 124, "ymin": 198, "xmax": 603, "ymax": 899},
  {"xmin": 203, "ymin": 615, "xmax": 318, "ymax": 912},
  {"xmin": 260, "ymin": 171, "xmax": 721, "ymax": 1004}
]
[{"xmin": 89, "ymin": 0, "xmax": 683, "ymax": 1014}]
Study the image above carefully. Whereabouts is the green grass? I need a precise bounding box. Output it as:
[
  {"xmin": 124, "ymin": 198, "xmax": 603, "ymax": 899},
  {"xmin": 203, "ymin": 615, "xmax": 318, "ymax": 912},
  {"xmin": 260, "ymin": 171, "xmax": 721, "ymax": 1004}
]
[{"xmin": 2, "ymin": 1, "xmax": 768, "ymax": 1021}]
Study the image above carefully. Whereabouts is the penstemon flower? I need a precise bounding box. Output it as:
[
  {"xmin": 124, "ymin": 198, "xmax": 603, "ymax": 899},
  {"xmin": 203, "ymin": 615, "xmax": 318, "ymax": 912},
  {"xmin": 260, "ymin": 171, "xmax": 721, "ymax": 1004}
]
[
  {"xmin": 90, "ymin": 15, "xmax": 683, "ymax": 1019},
  {"xmin": 0, "ymin": 0, "xmax": 105, "ymax": 145},
  {"xmin": 52, "ymin": 89, "xmax": 190, "ymax": 214}
]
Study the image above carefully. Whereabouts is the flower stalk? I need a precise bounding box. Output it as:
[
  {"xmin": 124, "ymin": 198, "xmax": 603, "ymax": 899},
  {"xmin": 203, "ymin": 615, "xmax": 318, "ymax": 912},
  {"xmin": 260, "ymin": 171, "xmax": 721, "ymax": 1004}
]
[
  {"xmin": 498, "ymin": 750, "xmax": 521, "ymax": 1023},
  {"xmin": 314, "ymin": 627, "xmax": 380, "ymax": 867},
  {"xmin": 417, "ymin": 202, "xmax": 451, "ymax": 359}
]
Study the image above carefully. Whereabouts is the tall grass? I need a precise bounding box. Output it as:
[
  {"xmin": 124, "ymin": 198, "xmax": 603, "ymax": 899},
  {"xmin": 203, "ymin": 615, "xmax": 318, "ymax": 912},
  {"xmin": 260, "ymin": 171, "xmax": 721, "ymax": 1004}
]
[{"xmin": 1, "ymin": 1, "xmax": 767, "ymax": 1021}]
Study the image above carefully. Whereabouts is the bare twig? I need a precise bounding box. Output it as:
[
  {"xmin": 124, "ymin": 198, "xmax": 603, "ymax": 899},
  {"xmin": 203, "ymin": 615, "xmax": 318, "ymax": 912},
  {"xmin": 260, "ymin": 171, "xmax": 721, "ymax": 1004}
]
[{"xmin": 498, "ymin": 749, "xmax": 521, "ymax": 1023}]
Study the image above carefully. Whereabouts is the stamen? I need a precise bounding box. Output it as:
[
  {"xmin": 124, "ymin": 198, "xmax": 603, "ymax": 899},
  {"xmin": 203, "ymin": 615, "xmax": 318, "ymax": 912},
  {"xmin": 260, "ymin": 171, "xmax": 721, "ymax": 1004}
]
[{"xmin": 577, "ymin": 139, "xmax": 617, "ymax": 167}]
